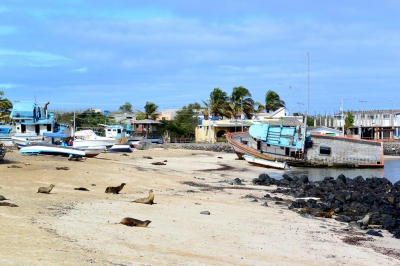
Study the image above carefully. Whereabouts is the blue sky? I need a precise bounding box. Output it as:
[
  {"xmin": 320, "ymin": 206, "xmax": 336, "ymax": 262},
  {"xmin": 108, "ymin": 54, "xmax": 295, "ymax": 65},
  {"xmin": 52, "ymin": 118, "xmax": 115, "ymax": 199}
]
[{"xmin": 1, "ymin": 0, "xmax": 399, "ymax": 115}]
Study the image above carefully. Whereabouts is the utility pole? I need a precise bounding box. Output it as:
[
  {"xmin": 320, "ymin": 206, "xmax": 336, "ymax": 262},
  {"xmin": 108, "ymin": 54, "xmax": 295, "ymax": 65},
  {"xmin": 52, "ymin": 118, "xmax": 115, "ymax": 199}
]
[
  {"xmin": 241, "ymin": 97, "xmax": 244, "ymax": 132},
  {"xmin": 73, "ymin": 100, "xmax": 76, "ymax": 137},
  {"xmin": 278, "ymin": 84, "xmax": 299, "ymax": 116},
  {"xmin": 389, "ymin": 99, "xmax": 393, "ymax": 127},
  {"xmin": 341, "ymin": 99, "xmax": 348, "ymax": 135},
  {"xmin": 359, "ymin": 100, "xmax": 367, "ymax": 139},
  {"xmin": 207, "ymin": 100, "xmax": 211, "ymax": 143},
  {"xmin": 307, "ymin": 52, "xmax": 310, "ymax": 115},
  {"xmin": 296, "ymin": 102, "xmax": 304, "ymax": 115}
]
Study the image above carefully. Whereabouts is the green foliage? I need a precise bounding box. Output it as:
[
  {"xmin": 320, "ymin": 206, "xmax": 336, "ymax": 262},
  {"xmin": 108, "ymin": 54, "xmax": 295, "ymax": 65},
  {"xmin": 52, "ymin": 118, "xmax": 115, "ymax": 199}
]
[
  {"xmin": 74, "ymin": 109, "xmax": 116, "ymax": 128},
  {"xmin": 265, "ymin": 90, "xmax": 285, "ymax": 112},
  {"xmin": 344, "ymin": 111, "xmax": 354, "ymax": 133},
  {"xmin": 228, "ymin": 86, "xmax": 254, "ymax": 119},
  {"xmin": 137, "ymin": 102, "xmax": 159, "ymax": 120},
  {"xmin": 119, "ymin": 102, "xmax": 133, "ymax": 113},
  {"xmin": 202, "ymin": 88, "xmax": 229, "ymax": 119},
  {"xmin": 0, "ymin": 91, "xmax": 13, "ymax": 122},
  {"xmin": 157, "ymin": 103, "xmax": 200, "ymax": 138}
]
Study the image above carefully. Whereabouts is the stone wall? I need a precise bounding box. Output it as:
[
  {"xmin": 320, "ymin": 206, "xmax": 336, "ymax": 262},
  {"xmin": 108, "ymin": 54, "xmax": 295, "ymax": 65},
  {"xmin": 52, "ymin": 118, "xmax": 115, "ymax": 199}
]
[
  {"xmin": 156, "ymin": 143, "xmax": 235, "ymax": 153},
  {"xmin": 383, "ymin": 142, "xmax": 400, "ymax": 155},
  {"xmin": 153, "ymin": 141, "xmax": 400, "ymax": 156}
]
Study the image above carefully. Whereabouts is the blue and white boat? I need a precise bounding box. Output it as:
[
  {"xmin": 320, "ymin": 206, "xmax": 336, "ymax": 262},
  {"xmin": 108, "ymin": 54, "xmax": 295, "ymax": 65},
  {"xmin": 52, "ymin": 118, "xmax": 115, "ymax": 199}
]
[
  {"xmin": 1, "ymin": 101, "xmax": 72, "ymax": 146},
  {"xmin": 19, "ymin": 145, "xmax": 85, "ymax": 157}
]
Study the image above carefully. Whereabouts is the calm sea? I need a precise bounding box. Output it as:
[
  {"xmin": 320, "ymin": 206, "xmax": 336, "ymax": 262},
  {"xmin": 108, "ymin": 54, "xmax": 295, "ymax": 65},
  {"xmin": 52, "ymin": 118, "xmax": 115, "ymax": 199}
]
[{"xmin": 266, "ymin": 156, "xmax": 400, "ymax": 184}]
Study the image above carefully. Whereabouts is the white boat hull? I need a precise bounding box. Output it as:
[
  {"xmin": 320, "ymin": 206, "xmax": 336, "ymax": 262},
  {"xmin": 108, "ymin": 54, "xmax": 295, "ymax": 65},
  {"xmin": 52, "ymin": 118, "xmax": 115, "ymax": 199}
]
[
  {"xmin": 20, "ymin": 145, "xmax": 85, "ymax": 157},
  {"xmin": 243, "ymin": 154, "xmax": 288, "ymax": 170}
]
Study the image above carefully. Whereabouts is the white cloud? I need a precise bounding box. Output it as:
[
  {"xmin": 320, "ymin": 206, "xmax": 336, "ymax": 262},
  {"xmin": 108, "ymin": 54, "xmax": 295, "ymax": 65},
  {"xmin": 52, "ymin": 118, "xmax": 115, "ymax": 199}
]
[{"xmin": 0, "ymin": 49, "xmax": 72, "ymax": 67}]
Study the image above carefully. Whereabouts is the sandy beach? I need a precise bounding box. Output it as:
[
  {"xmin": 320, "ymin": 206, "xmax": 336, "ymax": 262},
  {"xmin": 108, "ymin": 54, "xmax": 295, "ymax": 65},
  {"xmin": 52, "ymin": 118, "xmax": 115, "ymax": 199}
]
[{"xmin": 0, "ymin": 147, "xmax": 399, "ymax": 266}]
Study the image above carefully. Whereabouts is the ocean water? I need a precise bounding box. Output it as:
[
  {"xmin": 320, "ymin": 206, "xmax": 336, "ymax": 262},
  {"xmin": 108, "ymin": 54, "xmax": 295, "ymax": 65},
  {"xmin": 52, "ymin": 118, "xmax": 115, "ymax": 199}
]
[{"xmin": 265, "ymin": 156, "xmax": 400, "ymax": 184}]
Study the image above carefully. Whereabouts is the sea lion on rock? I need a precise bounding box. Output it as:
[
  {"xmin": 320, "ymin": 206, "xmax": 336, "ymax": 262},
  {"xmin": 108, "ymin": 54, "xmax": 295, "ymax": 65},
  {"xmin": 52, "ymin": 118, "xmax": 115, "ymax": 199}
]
[
  {"xmin": 120, "ymin": 217, "xmax": 151, "ymax": 227},
  {"xmin": 133, "ymin": 189, "xmax": 154, "ymax": 204},
  {"xmin": 300, "ymin": 207, "xmax": 334, "ymax": 218},
  {"xmin": 105, "ymin": 183, "xmax": 126, "ymax": 194},
  {"xmin": 37, "ymin": 184, "xmax": 55, "ymax": 194},
  {"xmin": 74, "ymin": 187, "xmax": 90, "ymax": 191}
]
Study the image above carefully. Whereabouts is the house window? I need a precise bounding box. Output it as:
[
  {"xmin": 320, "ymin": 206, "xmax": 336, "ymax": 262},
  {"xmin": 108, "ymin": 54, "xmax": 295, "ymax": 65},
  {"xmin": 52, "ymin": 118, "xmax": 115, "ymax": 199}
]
[{"xmin": 320, "ymin": 146, "xmax": 331, "ymax": 155}]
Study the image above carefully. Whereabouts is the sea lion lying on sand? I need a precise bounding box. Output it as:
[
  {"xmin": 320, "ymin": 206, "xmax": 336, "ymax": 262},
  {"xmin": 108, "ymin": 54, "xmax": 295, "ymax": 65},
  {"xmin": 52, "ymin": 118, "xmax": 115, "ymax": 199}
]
[
  {"xmin": 120, "ymin": 217, "xmax": 151, "ymax": 227},
  {"xmin": 74, "ymin": 187, "xmax": 90, "ymax": 191},
  {"xmin": 0, "ymin": 202, "xmax": 18, "ymax": 207},
  {"xmin": 133, "ymin": 189, "xmax": 154, "ymax": 205},
  {"xmin": 300, "ymin": 207, "xmax": 334, "ymax": 218},
  {"xmin": 105, "ymin": 183, "xmax": 126, "ymax": 194},
  {"xmin": 151, "ymin": 162, "xmax": 166, "ymax": 165},
  {"xmin": 37, "ymin": 184, "xmax": 55, "ymax": 194}
]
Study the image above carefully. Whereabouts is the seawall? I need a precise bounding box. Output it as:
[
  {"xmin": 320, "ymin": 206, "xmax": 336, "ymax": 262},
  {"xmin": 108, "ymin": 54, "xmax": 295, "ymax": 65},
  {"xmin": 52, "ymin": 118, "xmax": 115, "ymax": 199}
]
[
  {"xmin": 383, "ymin": 142, "xmax": 400, "ymax": 155},
  {"xmin": 158, "ymin": 143, "xmax": 235, "ymax": 153},
  {"xmin": 159, "ymin": 142, "xmax": 400, "ymax": 156}
]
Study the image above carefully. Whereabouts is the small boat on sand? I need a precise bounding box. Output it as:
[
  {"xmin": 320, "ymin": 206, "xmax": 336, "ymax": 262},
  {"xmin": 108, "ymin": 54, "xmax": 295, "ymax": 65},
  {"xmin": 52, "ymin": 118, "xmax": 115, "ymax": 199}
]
[
  {"xmin": 19, "ymin": 145, "xmax": 85, "ymax": 157},
  {"xmin": 243, "ymin": 154, "xmax": 289, "ymax": 170},
  {"xmin": 108, "ymin": 144, "xmax": 133, "ymax": 153}
]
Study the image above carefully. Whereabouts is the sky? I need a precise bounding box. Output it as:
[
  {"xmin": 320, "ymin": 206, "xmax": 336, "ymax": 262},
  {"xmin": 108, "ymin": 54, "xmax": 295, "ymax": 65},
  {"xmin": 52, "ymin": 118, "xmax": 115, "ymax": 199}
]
[{"xmin": 0, "ymin": 0, "xmax": 399, "ymax": 116}]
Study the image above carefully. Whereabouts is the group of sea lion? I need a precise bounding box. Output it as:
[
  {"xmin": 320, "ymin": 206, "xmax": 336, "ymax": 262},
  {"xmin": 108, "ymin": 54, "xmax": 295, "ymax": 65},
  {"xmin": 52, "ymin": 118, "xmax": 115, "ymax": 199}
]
[
  {"xmin": 103, "ymin": 184, "xmax": 154, "ymax": 226},
  {"xmin": 6, "ymin": 181, "xmax": 153, "ymax": 227}
]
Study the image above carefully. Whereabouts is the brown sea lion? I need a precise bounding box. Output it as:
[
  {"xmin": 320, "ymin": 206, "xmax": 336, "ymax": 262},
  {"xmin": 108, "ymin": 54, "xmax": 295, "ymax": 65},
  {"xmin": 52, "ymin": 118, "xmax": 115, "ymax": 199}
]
[
  {"xmin": 133, "ymin": 189, "xmax": 154, "ymax": 205},
  {"xmin": 37, "ymin": 184, "xmax": 55, "ymax": 194},
  {"xmin": 120, "ymin": 217, "xmax": 151, "ymax": 227},
  {"xmin": 105, "ymin": 183, "xmax": 126, "ymax": 194},
  {"xmin": 151, "ymin": 162, "xmax": 166, "ymax": 165},
  {"xmin": 300, "ymin": 207, "xmax": 334, "ymax": 218},
  {"xmin": 0, "ymin": 202, "xmax": 18, "ymax": 207},
  {"xmin": 74, "ymin": 187, "xmax": 90, "ymax": 191}
]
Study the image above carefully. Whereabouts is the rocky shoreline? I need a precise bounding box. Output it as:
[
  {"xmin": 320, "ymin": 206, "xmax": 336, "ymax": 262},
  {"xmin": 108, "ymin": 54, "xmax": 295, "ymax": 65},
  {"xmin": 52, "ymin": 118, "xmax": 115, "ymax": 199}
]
[{"xmin": 252, "ymin": 173, "xmax": 400, "ymax": 239}]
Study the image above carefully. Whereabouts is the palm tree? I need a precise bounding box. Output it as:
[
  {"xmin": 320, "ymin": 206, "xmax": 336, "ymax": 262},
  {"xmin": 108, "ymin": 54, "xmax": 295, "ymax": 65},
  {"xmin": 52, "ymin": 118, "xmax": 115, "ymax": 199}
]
[
  {"xmin": 227, "ymin": 86, "xmax": 255, "ymax": 119},
  {"xmin": 138, "ymin": 102, "xmax": 159, "ymax": 120},
  {"xmin": 202, "ymin": 88, "xmax": 229, "ymax": 119},
  {"xmin": 265, "ymin": 90, "xmax": 285, "ymax": 113},
  {"xmin": 0, "ymin": 91, "xmax": 13, "ymax": 122}
]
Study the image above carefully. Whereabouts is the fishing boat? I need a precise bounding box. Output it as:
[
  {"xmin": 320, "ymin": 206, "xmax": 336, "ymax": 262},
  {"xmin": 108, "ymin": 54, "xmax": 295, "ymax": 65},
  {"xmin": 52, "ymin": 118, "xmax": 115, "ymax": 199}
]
[
  {"xmin": 226, "ymin": 119, "xmax": 384, "ymax": 168},
  {"xmin": 243, "ymin": 154, "xmax": 288, "ymax": 169},
  {"xmin": 108, "ymin": 144, "xmax": 133, "ymax": 153},
  {"xmin": 19, "ymin": 145, "xmax": 85, "ymax": 157},
  {"xmin": 73, "ymin": 130, "xmax": 116, "ymax": 148},
  {"xmin": 1, "ymin": 101, "xmax": 72, "ymax": 147}
]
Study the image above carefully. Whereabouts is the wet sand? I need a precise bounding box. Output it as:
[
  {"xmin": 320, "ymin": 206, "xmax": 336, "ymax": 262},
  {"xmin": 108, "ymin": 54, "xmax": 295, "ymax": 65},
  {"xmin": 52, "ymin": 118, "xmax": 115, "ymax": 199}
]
[{"xmin": 0, "ymin": 148, "xmax": 399, "ymax": 265}]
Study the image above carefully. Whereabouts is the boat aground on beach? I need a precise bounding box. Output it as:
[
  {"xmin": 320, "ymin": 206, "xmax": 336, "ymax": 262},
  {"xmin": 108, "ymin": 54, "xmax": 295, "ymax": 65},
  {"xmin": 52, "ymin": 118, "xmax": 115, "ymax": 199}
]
[
  {"xmin": 243, "ymin": 154, "xmax": 289, "ymax": 169},
  {"xmin": 19, "ymin": 145, "xmax": 86, "ymax": 157},
  {"xmin": 226, "ymin": 119, "xmax": 384, "ymax": 168}
]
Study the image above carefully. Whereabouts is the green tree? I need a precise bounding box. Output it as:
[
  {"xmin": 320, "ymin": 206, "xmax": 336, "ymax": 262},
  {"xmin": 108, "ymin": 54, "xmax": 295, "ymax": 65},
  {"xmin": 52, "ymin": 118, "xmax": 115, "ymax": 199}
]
[
  {"xmin": 137, "ymin": 102, "xmax": 159, "ymax": 120},
  {"xmin": 202, "ymin": 88, "xmax": 229, "ymax": 119},
  {"xmin": 0, "ymin": 91, "xmax": 13, "ymax": 122},
  {"xmin": 157, "ymin": 103, "xmax": 200, "ymax": 139},
  {"xmin": 119, "ymin": 102, "xmax": 133, "ymax": 113},
  {"xmin": 226, "ymin": 86, "xmax": 255, "ymax": 119},
  {"xmin": 344, "ymin": 111, "xmax": 354, "ymax": 133},
  {"xmin": 75, "ymin": 109, "xmax": 116, "ymax": 130},
  {"xmin": 265, "ymin": 90, "xmax": 285, "ymax": 112}
]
